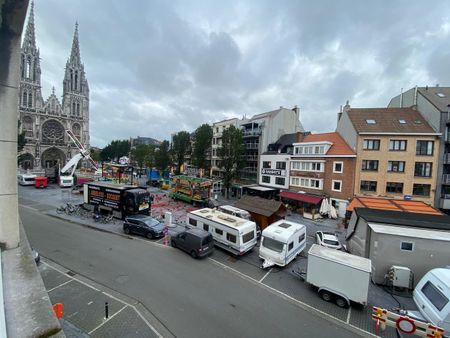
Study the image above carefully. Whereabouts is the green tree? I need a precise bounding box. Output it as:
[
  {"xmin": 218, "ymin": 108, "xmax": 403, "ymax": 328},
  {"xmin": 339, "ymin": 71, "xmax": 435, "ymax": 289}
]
[
  {"xmin": 130, "ymin": 144, "xmax": 155, "ymax": 169},
  {"xmin": 217, "ymin": 125, "xmax": 245, "ymax": 198},
  {"xmin": 171, "ymin": 131, "xmax": 191, "ymax": 174},
  {"xmin": 100, "ymin": 139, "xmax": 130, "ymax": 162},
  {"xmin": 192, "ymin": 124, "xmax": 213, "ymax": 174},
  {"xmin": 90, "ymin": 149, "xmax": 100, "ymax": 162},
  {"xmin": 155, "ymin": 140, "xmax": 170, "ymax": 171}
]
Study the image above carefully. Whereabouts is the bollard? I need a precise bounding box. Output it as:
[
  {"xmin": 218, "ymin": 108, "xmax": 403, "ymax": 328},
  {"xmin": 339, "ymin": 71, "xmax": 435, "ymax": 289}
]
[{"xmin": 105, "ymin": 301, "xmax": 109, "ymax": 319}]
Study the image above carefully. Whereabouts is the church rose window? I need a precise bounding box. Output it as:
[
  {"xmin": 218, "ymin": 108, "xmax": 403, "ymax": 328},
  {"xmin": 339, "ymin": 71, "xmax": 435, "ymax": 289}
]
[{"xmin": 42, "ymin": 120, "xmax": 65, "ymax": 145}]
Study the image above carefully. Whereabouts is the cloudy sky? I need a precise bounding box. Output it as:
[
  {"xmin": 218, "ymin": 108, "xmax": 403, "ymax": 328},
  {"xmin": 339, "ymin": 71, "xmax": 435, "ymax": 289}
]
[{"xmin": 30, "ymin": 0, "xmax": 450, "ymax": 147}]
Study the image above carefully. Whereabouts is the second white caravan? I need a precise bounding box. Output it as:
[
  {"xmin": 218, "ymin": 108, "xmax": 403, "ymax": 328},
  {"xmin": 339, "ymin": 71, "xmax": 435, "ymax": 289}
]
[
  {"xmin": 187, "ymin": 208, "xmax": 257, "ymax": 256},
  {"xmin": 259, "ymin": 220, "xmax": 306, "ymax": 269}
]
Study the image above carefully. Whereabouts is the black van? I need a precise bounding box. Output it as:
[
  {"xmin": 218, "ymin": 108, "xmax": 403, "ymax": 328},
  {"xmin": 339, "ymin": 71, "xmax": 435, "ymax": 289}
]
[{"xmin": 171, "ymin": 228, "xmax": 214, "ymax": 258}]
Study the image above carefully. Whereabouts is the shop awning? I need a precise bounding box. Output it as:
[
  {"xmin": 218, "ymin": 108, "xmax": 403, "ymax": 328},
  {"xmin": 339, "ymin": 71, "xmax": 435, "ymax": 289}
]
[{"xmin": 280, "ymin": 191, "xmax": 322, "ymax": 205}]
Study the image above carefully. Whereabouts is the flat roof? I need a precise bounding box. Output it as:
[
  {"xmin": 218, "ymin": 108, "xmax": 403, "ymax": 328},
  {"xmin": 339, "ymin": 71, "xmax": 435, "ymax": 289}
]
[
  {"xmin": 348, "ymin": 197, "xmax": 442, "ymax": 215},
  {"xmin": 262, "ymin": 220, "xmax": 305, "ymax": 242},
  {"xmin": 86, "ymin": 181, "xmax": 136, "ymax": 190},
  {"xmin": 369, "ymin": 223, "xmax": 450, "ymax": 242},
  {"xmin": 190, "ymin": 208, "xmax": 251, "ymax": 229},
  {"xmin": 309, "ymin": 244, "xmax": 371, "ymax": 272}
]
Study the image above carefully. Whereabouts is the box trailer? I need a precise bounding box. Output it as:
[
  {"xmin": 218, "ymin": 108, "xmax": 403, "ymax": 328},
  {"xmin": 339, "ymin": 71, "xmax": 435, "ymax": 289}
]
[
  {"xmin": 83, "ymin": 181, "xmax": 150, "ymax": 219},
  {"xmin": 304, "ymin": 244, "xmax": 371, "ymax": 308}
]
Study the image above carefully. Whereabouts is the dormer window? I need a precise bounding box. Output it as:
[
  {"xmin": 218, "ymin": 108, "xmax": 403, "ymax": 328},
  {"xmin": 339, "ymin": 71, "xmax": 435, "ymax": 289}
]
[
  {"xmin": 366, "ymin": 119, "xmax": 376, "ymax": 124},
  {"xmin": 413, "ymin": 119, "xmax": 422, "ymax": 125},
  {"xmin": 436, "ymin": 93, "xmax": 446, "ymax": 98},
  {"xmin": 399, "ymin": 119, "xmax": 406, "ymax": 124}
]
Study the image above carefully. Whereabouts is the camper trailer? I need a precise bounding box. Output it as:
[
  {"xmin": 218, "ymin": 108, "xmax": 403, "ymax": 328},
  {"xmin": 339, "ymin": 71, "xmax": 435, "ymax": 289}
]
[
  {"xmin": 259, "ymin": 220, "xmax": 306, "ymax": 269},
  {"xmin": 218, "ymin": 205, "xmax": 252, "ymax": 220},
  {"xmin": 17, "ymin": 173, "xmax": 36, "ymax": 186},
  {"xmin": 402, "ymin": 268, "xmax": 450, "ymax": 332},
  {"xmin": 187, "ymin": 208, "xmax": 257, "ymax": 256}
]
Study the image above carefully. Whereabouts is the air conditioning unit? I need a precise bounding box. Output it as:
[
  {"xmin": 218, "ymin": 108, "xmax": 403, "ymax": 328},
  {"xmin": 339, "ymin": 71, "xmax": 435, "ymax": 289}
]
[{"xmin": 387, "ymin": 266, "xmax": 412, "ymax": 289}]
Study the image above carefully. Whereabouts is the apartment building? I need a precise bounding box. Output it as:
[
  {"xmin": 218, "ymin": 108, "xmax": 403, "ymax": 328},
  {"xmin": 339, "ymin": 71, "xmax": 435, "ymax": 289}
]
[
  {"xmin": 288, "ymin": 132, "xmax": 356, "ymax": 217},
  {"xmin": 336, "ymin": 106, "xmax": 441, "ymax": 205},
  {"xmin": 211, "ymin": 118, "xmax": 239, "ymax": 177},
  {"xmin": 388, "ymin": 86, "xmax": 450, "ymax": 211}
]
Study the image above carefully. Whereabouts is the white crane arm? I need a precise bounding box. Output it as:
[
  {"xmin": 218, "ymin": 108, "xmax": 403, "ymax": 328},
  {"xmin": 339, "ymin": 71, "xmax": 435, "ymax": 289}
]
[{"xmin": 60, "ymin": 153, "xmax": 84, "ymax": 176}]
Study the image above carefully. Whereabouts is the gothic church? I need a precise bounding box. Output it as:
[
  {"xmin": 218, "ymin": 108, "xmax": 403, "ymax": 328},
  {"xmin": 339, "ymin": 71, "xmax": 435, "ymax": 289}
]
[{"xmin": 19, "ymin": 2, "xmax": 90, "ymax": 170}]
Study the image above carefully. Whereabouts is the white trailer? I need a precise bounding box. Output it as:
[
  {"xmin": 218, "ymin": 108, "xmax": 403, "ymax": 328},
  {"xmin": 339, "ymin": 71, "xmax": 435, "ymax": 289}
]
[
  {"xmin": 17, "ymin": 173, "xmax": 36, "ymax": 186},
  {"xmin": 259, "ymin": 220, "xmax": 306, "ymax": 269},
  {"xmin": 305, "ymin": 244, "xmax": 371, "ymax": 308},
  {"xmin": 187, "ymin": 208, "xmax": 257, "ymax": 256}
]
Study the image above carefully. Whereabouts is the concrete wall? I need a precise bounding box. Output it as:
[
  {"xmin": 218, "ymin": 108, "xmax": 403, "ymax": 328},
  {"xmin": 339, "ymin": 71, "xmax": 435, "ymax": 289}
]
[{"xmin": 369, "ymin": 229, "xmax": 450, "ymax": 287}]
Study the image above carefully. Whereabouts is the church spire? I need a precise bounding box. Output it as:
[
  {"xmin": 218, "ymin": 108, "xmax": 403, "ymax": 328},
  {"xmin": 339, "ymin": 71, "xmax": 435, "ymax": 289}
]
[
  {"xmin": 69, "ymin": 22, "xmax": 81, "ymax": 65},
  {"xmin": 22, "ymin": 1, "xmax": 37, "ymax": 52}
]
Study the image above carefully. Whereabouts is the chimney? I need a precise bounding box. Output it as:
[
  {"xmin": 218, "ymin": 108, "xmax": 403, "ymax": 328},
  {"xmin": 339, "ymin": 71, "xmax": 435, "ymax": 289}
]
[
  {"xmin": 292, "ymin": 105, "xmax": 300, "ymax": 117},
  {"xmin": 343, "ymin": 100, "xmax": 351, "ymax": 112},
  {"xmin": 337, "ymin": 105, "xmax": 343, "ymax": 124},
  {"xmin": 413, "ymin": 85, "xmax": 418, "ymax": 106}
]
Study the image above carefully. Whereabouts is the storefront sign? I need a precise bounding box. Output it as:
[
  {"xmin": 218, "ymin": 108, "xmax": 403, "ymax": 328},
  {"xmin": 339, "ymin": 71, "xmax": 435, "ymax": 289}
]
[{"xmin": 261, "ymin": 168, "xmax": 285, "ymax": 176}]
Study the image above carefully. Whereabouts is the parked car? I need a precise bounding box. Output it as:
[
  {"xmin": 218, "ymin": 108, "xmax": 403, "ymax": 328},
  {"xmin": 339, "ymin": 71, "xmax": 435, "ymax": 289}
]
[
  {"xmin": 171, "ymin": 228, "xmax": 214, "ymax": 259},
  {"xmin": 123, "ymin": 215, "xmax": 164, "ymax": 239},
  {"xmin": 315, "ymin": 231, "xmax": 342, "ymax": 250}
]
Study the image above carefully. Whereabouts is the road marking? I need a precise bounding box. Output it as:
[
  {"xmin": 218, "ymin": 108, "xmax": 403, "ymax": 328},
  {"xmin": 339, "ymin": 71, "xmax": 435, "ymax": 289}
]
[
  {"xmin": 259, "ymin": 268, "xmax": 272, "ymax": 283},
  {"xmin": 347, "ymin": 306, "xmax": 352, "ymax": 324},
  {"xmin": 47, "ymin": 279, "xmax": 73, "ymax": 292},
  {"xmin": 42, "ymin": 261, "xmax": 100, "ymax": 292},
  {"xmin": 209, "ymin": 258, "xmax": 377, "ymax": 338},
  {"xmin": 87, "ymin": 301, "xmax": 93, "ymax": 305},
  {"xmin": 88, "ymin": 304, "xmax": 128, "ymax": 334},
  {"xmin": 42, "ymin": 259, "xmax": 163, "ymax": 337}
]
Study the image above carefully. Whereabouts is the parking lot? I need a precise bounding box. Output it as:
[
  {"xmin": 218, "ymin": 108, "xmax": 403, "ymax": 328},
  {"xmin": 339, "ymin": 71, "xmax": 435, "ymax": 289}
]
[{"xmin": 19, "ymin": 184, "xmax": 416, "ymax": 337}]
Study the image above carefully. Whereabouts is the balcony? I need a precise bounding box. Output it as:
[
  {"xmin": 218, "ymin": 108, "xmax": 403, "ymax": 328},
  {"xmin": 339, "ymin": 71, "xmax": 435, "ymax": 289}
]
[
  {"xmin": 242, "ymin": 129, "xmax": 262, "ymax": 138},
  {"xmin": 241, "ymin": 167, "xmax": 257, "ymax": 173},
  {"xmin": 443, "ymin": 174, "xmax": 450, "ymax": 184},
  {"xmin": 245, "ymin": 155, "xmax": 258, "ymax": 161},
  {"xmin": 245, "ymin": 143, "xmax": 259, "ymax": 149}
]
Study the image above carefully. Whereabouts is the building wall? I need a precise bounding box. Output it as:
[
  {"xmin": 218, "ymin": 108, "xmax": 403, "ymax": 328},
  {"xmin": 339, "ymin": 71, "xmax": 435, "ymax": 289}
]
[
  {"xmin": 211, "ymin": 118, "xmax": 238, "ymax": 175},
  {"xmin": 259, "ymin": 154, "xmax": 290, "ymax": 190},
  {"xmin": 346, "ymin": 213, "xmax": 368, "ymax": 257},
  {"xmin": 369, "ymin": 230, "xmax": 450, "ymax": 286},
  {"xmin": 336, "ymin": 111, "xmax": 357, "ymax": 151},
  {"xmin": 354, "ymin": 134, "xmax": 440, "ymax": 205}
]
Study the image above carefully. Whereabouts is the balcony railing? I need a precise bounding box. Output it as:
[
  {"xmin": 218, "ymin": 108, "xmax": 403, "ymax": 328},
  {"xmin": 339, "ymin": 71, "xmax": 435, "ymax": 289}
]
[
  {"xmin": 242, "ymin": 129, "xmax": 262, "ymax": 137},
  {"xmin": 245, "ymin": 155, "xmax": 258, "ymax": 161},
  {"xmin": 245, "ymin": 143, "xmax": 259, "ymax": 149},
  {"xmin": 241, "ymin": 167, "xmax": 257, "ymax": 173}
]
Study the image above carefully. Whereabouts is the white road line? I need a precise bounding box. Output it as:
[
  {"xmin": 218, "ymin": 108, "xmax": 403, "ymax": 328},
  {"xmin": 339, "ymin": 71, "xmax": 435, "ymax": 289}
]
[
  {"xmin": 47, "ymin": 279, "xmax": 73, "ymax": 293},
  {"xmin": 88, "ymin": 304, "xmax": 128, "ymax": 334},
  {"xmin": 41, "ymin": 261, "xmax": 100, "ymax": 292},
  {"xmin": 259, "ymin": 268, "xmax": 272, "ymax": 283},
  {"xmin": 42, "ymin": 260, "xmax": 162, "ymax": 337},
  {"xmin": 87, "ymin": 301, "xmax": 93, "ymax": 305},
  {"xmin": 346, "ymin": 306, "xmax": 352, "ymax": 324},
  {"xmin": 208, "ymin": 258, "xmax": 377, "ymax": 338}
]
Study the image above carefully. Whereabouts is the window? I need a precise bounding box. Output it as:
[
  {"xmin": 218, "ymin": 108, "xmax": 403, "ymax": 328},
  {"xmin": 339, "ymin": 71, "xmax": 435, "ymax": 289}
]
[
  {"xmin": 400, "ymin": 241, "xmax": 414, "ymax": 251},
  {"xmin": 398, "ymin": 119, "xmax": 406, "ymax": 124},
  {"xmin": 212, "ymin": 138, "xmax": 216, "ymax": 145},
  {"xmin": 262, "ymin": 237, "xmax": 284, "ymax": 253},
  {"xmin": 22, "ymin": 91, "xmax": 27, "ymax": 107},
  {"xmin": 386, "ymin": 182, "xmax": 403, "ymax": 194},
  {"xmin": 310, "ymin": 179, "xmax": 322, "ymax": 189},
  {"xmin": 413, "ymin": 184, "xmax": 431, "ymax": 196},
  {"xmin": 290, "ymin": 161, "xmax": 323, "ymax": 172},
  {"xmin": 363, "ymin": 139, "xmax": 380, "ymax": 150},
  {"xmin": 387, "ymin": 161, "xmax": 405, "ymax": 172},
  {"xmin": 262, "ymin": 161, "xmax": 271, "ymax": 168},
  {"xmin": 215, "ymin": 228, "xmax": 223, "ymax": 235},
  {"xmin": 414, "ymin": 162, "xmax": 432, "ymax": 177},
  {"xmin": 299, "ymin": 234, "xmax": 305, "ymax": 243},
  {"xmin": 275, "ymin": 177, "xmax": 285, "ymax": 186},
  {"xmin": 203, "ymin": 224, "xmax": 209, "ymax": 231},
  {"xmin": 189, "ymin": 218, "xmax": 197, "ymax": 226},
  {"xmin": 288, "ymin": 242, "xmax": 294, "ymax": 251},
  {"xmin": 360, "ymin": 180, "xmax": 377, "ymax": 192},
  {"xmin": 276, "ymin": 162, "xmax": 286, "ymax": 170},
  {"xmin": 332, "ymin": 180, "xmax": 342, "ymax": 192},
  {"xmin": 366, "ymin": 119, "xmax": 376, "ymax": 124},
  {"xmin": 436, "ymin": 92, "xmax": 446, "ymax": 98},
  {"xmin": 333, "ymin": 162, "xmax": 343, "ymax": 173},
  {"xmin": 243, "ymin": 231, "xmax": 255, "ymax": 243},
  {"xmin": 416, "ymin": 141, "xmax": 434, "ymax": 156},
  {"xmin": 314, "ymin": 145, "xmax": 325, "ymax": 154},
  {"xmin": 226, "ymin": 233, "xmax": 237, "ymax": 243},
  {"xmin": 290, "ymin": 177, "xmax": 323, "ymax": 189},
  {"xmin": 389, "ymin": 140, "xmax": 407, "ymax": 151},
  {"xmin": 28, "ymin": 93, "xmax": 32, "ymax": 107},
  {"xmin": 290, "ymin": 177, "xmax": 300, "ymax": 186},
  {"xmin": 421, "ymin": 281, "xmax": 449, "ymax": 311},
  {"xmin": 362, "ymin": 160, "xmax": 379, "ymax": 171},
  {"xmin": 262, "ymin": 176, "xmax": 270, "ymax": 183}
]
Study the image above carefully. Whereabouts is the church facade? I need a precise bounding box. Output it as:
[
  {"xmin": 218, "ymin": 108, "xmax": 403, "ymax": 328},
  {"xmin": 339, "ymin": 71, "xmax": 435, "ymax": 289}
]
[{"xmin": 18, "ymin": 2, "xmax": 90, "ymax": 170}]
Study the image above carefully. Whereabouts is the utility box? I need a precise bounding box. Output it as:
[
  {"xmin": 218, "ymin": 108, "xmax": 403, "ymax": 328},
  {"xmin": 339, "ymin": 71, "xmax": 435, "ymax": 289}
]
[{"xmin": 389, "ymin": 265, "xmax": 412, "ymax": 289}]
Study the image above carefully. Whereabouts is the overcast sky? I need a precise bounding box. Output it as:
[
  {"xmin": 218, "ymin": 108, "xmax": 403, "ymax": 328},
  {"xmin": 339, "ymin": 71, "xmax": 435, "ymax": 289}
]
[{"xmin": 30, "ymin": 0, "xmax": 450, "ymax": 147}]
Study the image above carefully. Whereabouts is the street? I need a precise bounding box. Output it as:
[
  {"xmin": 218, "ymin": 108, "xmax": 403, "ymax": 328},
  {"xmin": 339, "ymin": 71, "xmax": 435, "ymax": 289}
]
[{"xmin": 21, "ymin": 206, "xmax": 362, "ymax": 338}]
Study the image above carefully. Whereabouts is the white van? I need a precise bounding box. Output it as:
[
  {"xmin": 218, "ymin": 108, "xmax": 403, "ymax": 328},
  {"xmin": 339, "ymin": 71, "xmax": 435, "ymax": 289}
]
[
  {"xmin": 259, "ymin": 220, "xmax": 306, "ymax": 269},
  {"xmin": 187, "ymin": 208, "xmax": 257, "ymax": 256},
  {"xmin": 407, "ymin": 268, "xmax": 450, "ymax": 332},
  {"xmin": 59, "ymin": 175, "xmax": 74, "ymax": 188},
  {"xmin": 218, "ymin": 205, "xmax": 252, "ymax": 220},
  {"xmin": 17, "ymin": 173, "xmax": 36, "ymax": 186}
]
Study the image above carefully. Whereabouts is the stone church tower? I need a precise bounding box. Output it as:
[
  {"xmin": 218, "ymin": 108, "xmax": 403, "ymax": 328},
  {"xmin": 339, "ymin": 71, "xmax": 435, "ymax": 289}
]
[{"xmin": 18, "ymin": 2, "xmax": 90, "ymax": 170}]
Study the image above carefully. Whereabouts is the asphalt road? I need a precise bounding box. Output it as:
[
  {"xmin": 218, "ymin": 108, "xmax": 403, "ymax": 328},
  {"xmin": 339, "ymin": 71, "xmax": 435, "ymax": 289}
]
[{"xmin": 21, "ymin": 207, "xmax": 361, "ymax": 338}]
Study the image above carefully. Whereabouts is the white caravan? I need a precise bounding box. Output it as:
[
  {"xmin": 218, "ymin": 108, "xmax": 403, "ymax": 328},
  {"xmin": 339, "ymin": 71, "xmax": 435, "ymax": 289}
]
[
  {"xmin": 17, "ymin": 173, "xmax": 36, "ymax": 186},
  {"xmin": 187, "ymin": 208, "xmax": 257, "ymax": 256},
  {"xmin": 259, "ymin": 220, "xmax": 306, "ymax": 269},
  {"xmin": 404, "ymin": 268, "xmax": 450, "ymax": 332},
  {"xmin": 218, "ymin": 205, "xmax": 252, "ymax": 220}
]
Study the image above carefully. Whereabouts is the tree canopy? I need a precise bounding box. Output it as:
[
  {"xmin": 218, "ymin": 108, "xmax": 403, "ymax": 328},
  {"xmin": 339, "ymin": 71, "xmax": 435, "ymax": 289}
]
[
  {"xmin": 100, "ymin": 139, "xmax": 130, "ymax": 162},
  {"xmin": 217, "ymin": 125, "xmax": 245, "ymax": 197},
  {"xmin": 130, "ymin": 144, "xmax": 155, "ymax": 168},
  {"xmin": 171, "ymin": 131, "xmax": 191, "ymax": 174},
  {"xmin": 155, "ymin": 140, "xmax": 171, "ymax": 171},
  {"xmin": 192, "ymin": 124, "xmax": 213, "ymax": 173}
]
